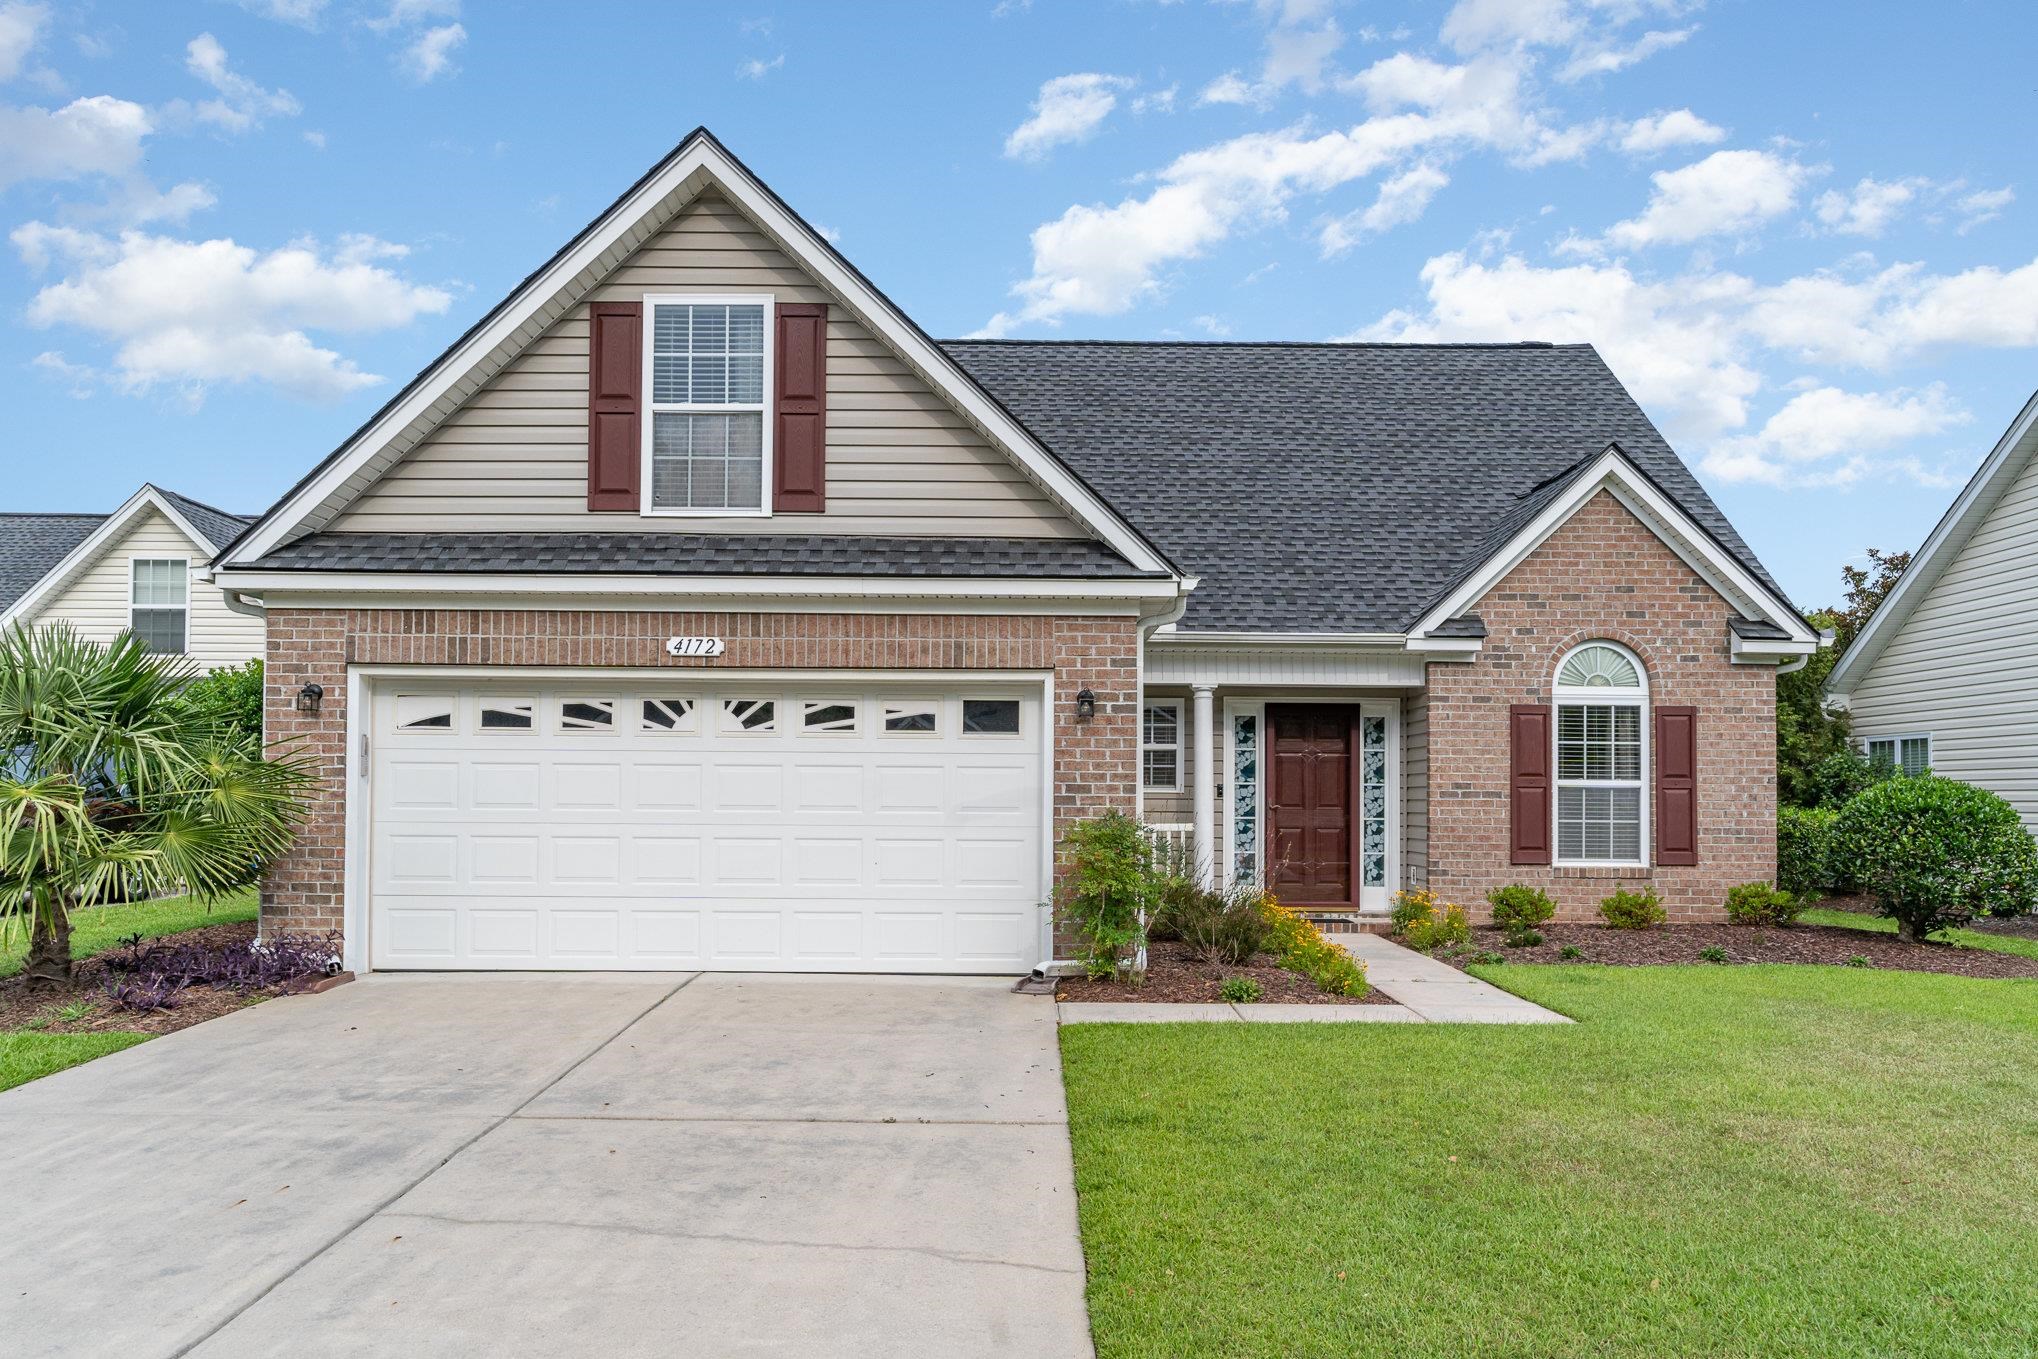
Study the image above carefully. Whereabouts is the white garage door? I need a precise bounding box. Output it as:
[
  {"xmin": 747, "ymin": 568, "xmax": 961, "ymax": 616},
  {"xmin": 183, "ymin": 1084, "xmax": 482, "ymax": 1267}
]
[{"xmin": 367, "ymin": 679, "xmax": 1044, "ymax": 972}]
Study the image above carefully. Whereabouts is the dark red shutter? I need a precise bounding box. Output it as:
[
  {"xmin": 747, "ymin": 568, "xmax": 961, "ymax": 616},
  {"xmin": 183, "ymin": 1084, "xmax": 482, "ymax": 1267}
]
[
  {"xmin": 587, "ymin": 301, "xmax": 641, "ymax": 511},
  {"xmin": 1655, "ymin": 705, "xmax": 1699, "ymax": 866},
  {"xmin": 773, "ymin": 303, "xmax": 827, "ymax": 513},
  {"xmin": 1509, "ymin": 704, "xmax": 1553, "ymax": 865}
]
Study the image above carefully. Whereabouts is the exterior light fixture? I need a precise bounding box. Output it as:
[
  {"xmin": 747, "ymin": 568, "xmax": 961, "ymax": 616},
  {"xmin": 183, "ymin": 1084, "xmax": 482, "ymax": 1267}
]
[
  {"xmin": 1074, "ymin": 688, "xmax": 1096, "ymax": 722},
  {"xmin": 295, "ymin": 682, "xmax": 325, "ymax": 717}
]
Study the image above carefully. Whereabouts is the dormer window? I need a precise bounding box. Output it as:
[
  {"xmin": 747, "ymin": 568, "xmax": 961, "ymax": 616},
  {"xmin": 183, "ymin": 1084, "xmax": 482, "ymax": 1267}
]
[{"xmin": 643, "ymin": 295, "xmax": 772, "ymax": 515}]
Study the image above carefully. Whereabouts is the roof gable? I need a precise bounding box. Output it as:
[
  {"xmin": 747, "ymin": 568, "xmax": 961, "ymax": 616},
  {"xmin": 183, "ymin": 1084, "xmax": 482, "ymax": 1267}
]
[
  {"xmin": 1828, "ymin": 389, "xmax": 2038, "ymax": 694},
  {"xmin": 223, "ymin": 129, "xmax": 1171, "ymax": 575},
  {"xmin": 0, "ymin": 486, "xmax": 244, "ymax": 627}
]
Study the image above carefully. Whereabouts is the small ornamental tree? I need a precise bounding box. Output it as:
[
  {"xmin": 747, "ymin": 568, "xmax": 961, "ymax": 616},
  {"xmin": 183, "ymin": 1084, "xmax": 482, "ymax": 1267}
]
[
  {"xmin": 1832, "ymin": 776, "xmax": 2038, "ymax": 941},
  {"xmin": 1055, "ymin": 811, "xmax": 1156, "ymax": 980}
]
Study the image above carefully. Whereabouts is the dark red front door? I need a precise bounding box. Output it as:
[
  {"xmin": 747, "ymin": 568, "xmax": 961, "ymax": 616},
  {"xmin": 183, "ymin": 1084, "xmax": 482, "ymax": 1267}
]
[{"xmin": 1267, "ymin": 706, "xmax": 1360, "ymax": 908}]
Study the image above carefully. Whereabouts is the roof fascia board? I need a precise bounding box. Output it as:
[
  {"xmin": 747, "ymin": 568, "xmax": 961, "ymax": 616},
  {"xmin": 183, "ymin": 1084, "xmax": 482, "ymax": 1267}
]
[
  {"xmin": 0, "ymin": 485, "xmax": 208, "ymax": 628},
  {"xmin": 1827, "ymin": 388, "xmax": 2038, "ymax": 694},
  {"xmin": 210, "ymin": 569, "xmax": 1181, "ymax": 602},
  {"xmin": 227, "ymin": 134, "xmax": 1171, "ymax": 576},
  {"xmin": 1409, "ymin": 449, "xmax": 1816, "ymax": 645}
]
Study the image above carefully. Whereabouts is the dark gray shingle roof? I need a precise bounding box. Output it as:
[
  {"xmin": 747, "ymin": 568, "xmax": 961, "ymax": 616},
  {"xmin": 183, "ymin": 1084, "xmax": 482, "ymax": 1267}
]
[
  {"xmin": 251, "ymin": 533, "xmax": 1156, "ymax": 578},
  {"xmin": 155, "ymin": 489, "xmax": 253, "ymax": 552},
  {"xmin": 0, "ymin": 514, "xmax": 105, "ymax": 614},
  {"xmin": 943, "ymin": 340, "xmax": 1790, "ymax": 634}
]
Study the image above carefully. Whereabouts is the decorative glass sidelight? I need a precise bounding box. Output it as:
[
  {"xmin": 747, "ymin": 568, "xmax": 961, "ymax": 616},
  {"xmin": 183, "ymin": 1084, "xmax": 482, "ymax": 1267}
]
[
  {"xmin": 1361, "ymin": 714, "xmax": 1388, "ymax": 889},
  {"xmin": 1232, "ymin": 712, "xmax": 1260, "ymax": 885}
]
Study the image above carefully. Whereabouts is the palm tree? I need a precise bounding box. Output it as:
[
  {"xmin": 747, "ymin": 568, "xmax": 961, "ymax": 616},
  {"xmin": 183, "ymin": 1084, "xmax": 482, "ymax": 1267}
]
[{"xmin": 0, "ymin": 623, "xmax": 314, "ymax": 988}]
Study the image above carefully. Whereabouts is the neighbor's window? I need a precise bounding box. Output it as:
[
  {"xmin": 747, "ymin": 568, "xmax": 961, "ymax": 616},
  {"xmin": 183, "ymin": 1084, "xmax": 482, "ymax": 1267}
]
[
  {"xmin": 1553, "ymin": 642, "xmax": 1647, "ymax": 865},
  {"xmin": 645, "ymin": 296, "xmax": 770, "ymax": 514},
  {"xmin": 129, "ymin": 558, "xmax": 188, "ymax": 654},
  {"xmin": 1864, "ymin": 734, "xmax": 1931, "ymax": 778},
  {"xmin": 1142, "ymin": 700, "xmax": 1182, "ymax": 792}
]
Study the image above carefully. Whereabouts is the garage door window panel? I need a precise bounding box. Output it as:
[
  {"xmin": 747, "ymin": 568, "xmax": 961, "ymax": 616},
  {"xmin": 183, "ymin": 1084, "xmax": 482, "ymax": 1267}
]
[
  {"xmin": 396, "ymin": 695, "xmax": 455, "ymax": 731},
  {"xmin": 884, "ymin": 700, "xmax": 940, "ymax": 734},
  {"xmin": 802, "ymin": 701, "xmax": 859, "ymax": 734},
  {"xmin": 642, "ymin": 698, "xmax": 699, "ymax": 733},
  {"xmin": 560, "ymin": 699, "xmax": 616, "ymax": 731},
  {"xmin": 962, "ymin": 699, "xmax": 1022, "ymax": 736},
  {"xmin": 479, "ymin": 698, "xmax": 534, "ymax": 731},
  {"xmin": 723, "ymin": 698, "xmax": 777, "ymax": 733}
]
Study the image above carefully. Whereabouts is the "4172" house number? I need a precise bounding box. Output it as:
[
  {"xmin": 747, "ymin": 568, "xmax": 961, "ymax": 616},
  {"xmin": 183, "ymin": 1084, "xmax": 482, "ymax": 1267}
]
[{"xmin": 665, "ymin": 636, "xmax": 726, "ymax": 658}]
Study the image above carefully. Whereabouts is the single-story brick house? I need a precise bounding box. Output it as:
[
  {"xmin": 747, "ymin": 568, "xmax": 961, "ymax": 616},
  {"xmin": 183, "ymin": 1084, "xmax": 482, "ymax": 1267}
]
[{"xmin": 210, "ymin": 129, "xmax": 1816, "ymax": 975}]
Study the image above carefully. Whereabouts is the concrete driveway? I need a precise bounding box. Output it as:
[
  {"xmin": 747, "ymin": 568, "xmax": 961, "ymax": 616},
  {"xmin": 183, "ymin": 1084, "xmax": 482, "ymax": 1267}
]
[{"xmin": 0, "ymin": 973, "xmax": 1091, "ymax": 1358}]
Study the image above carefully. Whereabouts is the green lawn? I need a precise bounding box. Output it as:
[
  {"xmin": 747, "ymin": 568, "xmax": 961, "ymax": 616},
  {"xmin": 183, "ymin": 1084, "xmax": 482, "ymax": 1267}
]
[
  {"xmin": 0, "ymin": 885, "xmax": 259, "ymax": 980},
  {"xmin": 0, "ymin": 1031, "xmax": 150, "ymax": 1093},
  {"xmin": 1800, "ymin": 906, "xmax": 2038, "ymax": 961},
  {"xmin": 1061, "ymin": 966, "xmax": 2038, "ymax": 1358}
]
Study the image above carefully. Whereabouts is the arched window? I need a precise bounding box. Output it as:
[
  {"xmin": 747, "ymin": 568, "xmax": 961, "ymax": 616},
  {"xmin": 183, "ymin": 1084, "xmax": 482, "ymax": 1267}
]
[{"xmin": 1552, "ymin": 642, "xmax": 1647, "ymax": 864}]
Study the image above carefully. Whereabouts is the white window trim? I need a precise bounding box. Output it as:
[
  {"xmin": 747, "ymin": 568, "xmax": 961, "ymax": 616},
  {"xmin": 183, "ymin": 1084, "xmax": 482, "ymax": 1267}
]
[
  {"xmin": 1863, "ymin": 732, "xmax": 1931, "ymax": 777},
  {"xmin": 129, "ymin": 556, "xmax": 190, "ymax": 655},
  {"xmin": 1552, "ymin": 641, "xmax": 1650, "ymax": 869},
  {"xmin": 1142, "ymin": 699, "xmax": 1183, "ymax": 793},
  {"xmin": 639, "ymin": 292, "xmax": 776, "ymax": 519}
]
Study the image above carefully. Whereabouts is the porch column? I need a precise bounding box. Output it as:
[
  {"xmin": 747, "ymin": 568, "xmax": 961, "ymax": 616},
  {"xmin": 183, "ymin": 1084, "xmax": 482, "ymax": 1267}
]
[{"xmin": 1191, "ymin": 684, "xmax": 1216, "ymax": 889}]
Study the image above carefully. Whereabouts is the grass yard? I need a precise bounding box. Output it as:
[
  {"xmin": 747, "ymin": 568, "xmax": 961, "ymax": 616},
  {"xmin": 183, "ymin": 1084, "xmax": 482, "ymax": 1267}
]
[
  {"xmin": 0, "ymin": 885, "xmax": 259, "ymax": 980},
  {"xmin": 1799, "ymin": 906, "xmax": 2038, "ymax": 961},
  {"xmin": 1061, "ymin": 966, "xmax": 2038, "ymax": 1359},
  {"xmin": 0, "ymin": 1031, "xmax": 150, "ymax": 1093}
]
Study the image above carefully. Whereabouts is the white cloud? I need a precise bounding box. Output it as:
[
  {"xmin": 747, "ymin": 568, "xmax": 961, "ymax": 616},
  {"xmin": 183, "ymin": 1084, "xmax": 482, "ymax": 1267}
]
[
  {"xmin": 0, "ymin": 1, "xmax": 48, "ymax": 81},
  {"xmin": 303, "ymin": 128, "xmax": 326, "ymax": 150},
  {"xmin": 1591, "ymin": 149, "xmax": 1810, "ymax": 251},
  {"xmin": 1741, "ymin": 257, "xmax": 2038, "ymax": 368},
  {"xmin": 1956, "ymin": 185, "xmax": 2013, "ymax": 233},
  {"xmin": 0, "ymin": 94, "xmax": 150, "ymax": 189},
  {"xmin": 1197, "ymin": 0, "xmax": 1346, "ymax": 107},
  {"xmin": 1441, "ymin": 0, "xmax": 1581, "ymax": 53},
  {"xmin": 235, "ymin": 0, "xmax": 329, "ymax": 28},
  {"xmin": 1812, "ymin": 177, "xmax": 1917, "ymax": 237},
  {"xmin": 1004, "ymin": 73, "xmax": 1131, "ymax": 160},
  {"xmin": 1618, "ymin": 108, "xmax": 1723, "ymax": 154},
  {"xmin": 184, "ymin": 33, "xmax": 301, "ymax": 132},
  {"xmin": 1320, "ymin": 162, "xmax": 1449, "ymax": 253},
  {"xmin": 399, "ymin": 23, "xmax": 465, "ymax": 82},
  {"xmin": 1197, "ymin": 72, "xmax": 1256, "ymax": 106},
  {"xmin": 14, "ymin": 225, "xmax": 454, "ymax": 401},
  {"xmin": 366, "ymin": 0, "xmax": 458, "ymax": 33},
  {"xmin": 1559, "ymin": 26, "xmax": 1695, "ymax": 81},
  {"xmin": 1700, "ymin": 384, "xmax": 1969, "ymax": 487},
  {"xmin": 737, "ymin": 53, "xmax": 784, "ymax": 79},
  {"xmin": 1190, "ymin": 313, "xmax": 1230, "ymax": 336},
  {"xmin": 1131, "ymin": 84, "xmax": 1177, "ymax": 115}
]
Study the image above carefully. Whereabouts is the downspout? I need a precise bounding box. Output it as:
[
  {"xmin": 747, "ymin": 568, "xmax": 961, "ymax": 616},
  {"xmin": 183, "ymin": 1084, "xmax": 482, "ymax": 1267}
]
[
  {"xmin": 1027, "ymin": 579, "xmax": 1198, "ymax": 984},
  {"xmin": 220, "ymin": 589, "xmax": 266, "ymax": 622}
]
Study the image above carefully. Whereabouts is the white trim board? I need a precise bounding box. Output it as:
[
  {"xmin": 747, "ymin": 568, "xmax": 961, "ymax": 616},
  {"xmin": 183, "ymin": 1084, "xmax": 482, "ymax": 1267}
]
[
  {"xmin": 0, "ymin": 485, "xmax": 221, "ymax": 629},
  {"xmin": 1407, "ymin": 446, "xmax": 1817, "ymax": 654},
  {"xmin": 1827, "ymin": 389, "xmax": 2038, "ymax": 696},
  {"xmin": 223, "ymin": 130, "xmax": 1174, "ymax": 579}
]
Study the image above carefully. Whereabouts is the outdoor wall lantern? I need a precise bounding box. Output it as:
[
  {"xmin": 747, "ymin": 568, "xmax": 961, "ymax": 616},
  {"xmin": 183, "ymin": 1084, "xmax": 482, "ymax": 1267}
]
[
  {"xmin": 1074, "ymin": 687, "xmax": 1096, "ymax": 722},
  {"xmin": 295, "ymin": 682, "xmax": 325, "ymax": 717}
]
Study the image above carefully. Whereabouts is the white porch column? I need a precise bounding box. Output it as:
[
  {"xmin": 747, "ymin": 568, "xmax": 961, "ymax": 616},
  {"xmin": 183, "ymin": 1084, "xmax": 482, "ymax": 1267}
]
[{"xmin": 1191, "ymin": 684, "xmax": 1216, "ymax": 889}]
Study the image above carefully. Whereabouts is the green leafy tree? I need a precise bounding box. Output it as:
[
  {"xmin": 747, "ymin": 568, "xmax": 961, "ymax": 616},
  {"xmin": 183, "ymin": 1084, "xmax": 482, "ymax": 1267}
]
[
  {"xmin": 1055, "ymin": 811, "xmax": 1156, "ymax": 979},
  {"xmin": 1778, "ymin": 550, "xmax": 1911, "ymax": 808},
  {"xmin": 0, "ymin": 625, "xmax": 315, "ymax": 987},
  {"xmin": 179, "ymin": 658, "xmax": 265, "ymax": 745}
]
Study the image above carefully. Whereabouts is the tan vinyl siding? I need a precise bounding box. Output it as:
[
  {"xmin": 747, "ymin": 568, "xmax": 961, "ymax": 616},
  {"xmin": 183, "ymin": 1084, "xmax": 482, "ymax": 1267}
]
[
  {"xmin": 1847, "ymin": 447, "xmax": 2038, "ymax": 830},
  {"xmin": 333, "ymin": 193, "xmax": 1078, "ymax": 537},
  {"xmin": 22, "ymin": 509, "xmax": 263, "ymax": 672},
  {"xmin": 1401, "ymin": 688, "xmax": 1429, "ymax": 889}
]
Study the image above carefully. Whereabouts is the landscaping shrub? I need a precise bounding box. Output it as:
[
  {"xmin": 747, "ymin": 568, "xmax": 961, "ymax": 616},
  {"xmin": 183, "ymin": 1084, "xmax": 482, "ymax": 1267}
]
[
  {"xmin": 177, "ymin": 658, "xmax": 265, "ymax": 745},
  {"xmin": 1056, "ymin": 812, "xmax": 1157, "ymax": 979},
  {"xmin": 1831, "ymin": 775, "xmax": 2038, "ymax": 941},
  {"xmin": 1558, "ymin": 945, "xmax": 1583, "ymax": 961},
  {"xmin": 1699, "ymin": 945, "xmax": 1729, "ymax": 964},
  {"xmin": 1599, "ymin": 887, "xmax": 1666, "ymax": 930},
  {"xmin": 1724, "ymin": 881, "xmax": 1804, "ymax": 928},
  {"xmin": 1390, "ymin": 888, "xmax": 1470, "ymax": 952},
  {"xmin": 1257, "ymin": 896, "xmax": 1368, "ymax": 997},
  {"xmin": 1803, "ymin": 748, "xmax": 1894, "ymax": 810},
  {"xmin": 1218, "ymin": 976, "xmax": 1262, "ymax": 1004},
  {"xmin": 1487, "ymin": 884, "xmax": 1557, "ymax": 948},
  {"xmin": 1168, "ymin": 884, "xmax": 1273, "ymax": 966},
  {"xmin": 101, "ymin": 929, "xmax": 337, "ymax": 1013},
  {"xmin": 1778, "ymin": 806, "xmax": 1840, "ymax": 897}
]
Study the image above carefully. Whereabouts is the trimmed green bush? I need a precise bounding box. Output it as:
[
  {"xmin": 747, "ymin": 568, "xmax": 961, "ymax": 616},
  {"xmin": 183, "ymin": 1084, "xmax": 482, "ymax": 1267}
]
[
  {"xmin": 1724, "ymin": 881, "xmax": 1804, "ymax": 928},
  {"xmin": 1056, "ymin": 812, "xmax": 1156, "ymax": 979},
  {"xmin": 1599, "ymin": 887, "xmax": 1666, "ymax": 930},
  {"xmin": 1218, "ymin": 976, "xmax": 1262, "ymax": 1004},
  {"xmin": 1778, "ymin": 806, "xmax": 1839, "ymax": 897},
  {"xmin": 1831, "ymin": 775, "xmax": 2038, "ymax": 941},
  {"xmin": 1487, "ymin": 884, "xmax": 1557, "ymax": 947}
]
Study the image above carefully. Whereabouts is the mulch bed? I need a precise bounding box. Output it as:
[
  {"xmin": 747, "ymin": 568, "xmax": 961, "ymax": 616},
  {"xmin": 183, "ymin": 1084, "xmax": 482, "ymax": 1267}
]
[
  {"xmin": 1056, "ymin": 938, "xmax": 1394, "ymax": 1004},
  {"xmin": 0, "ymin": 921, "xmax": 309, "ymax": 1037},
  {"xmin": 1430, "ymin": 921, "xmax": 2038, "ymax": 980}
]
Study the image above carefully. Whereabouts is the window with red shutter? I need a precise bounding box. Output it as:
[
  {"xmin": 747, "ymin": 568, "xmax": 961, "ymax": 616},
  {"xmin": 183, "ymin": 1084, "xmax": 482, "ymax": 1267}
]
[
  {"xmin": 774, "ymin": 303, "xmax": 827, "ymax": 512},
  {"xmin": 1510, "ymin": 704, "xmax": 1553, "ymax": 865},
  {"xmin": 1654, "ymin": 706, "xmax": 1699, "ymax": 866},
  {"xmin": 586, "ymin": 301, "xmax": 641, "ymax": 511}
]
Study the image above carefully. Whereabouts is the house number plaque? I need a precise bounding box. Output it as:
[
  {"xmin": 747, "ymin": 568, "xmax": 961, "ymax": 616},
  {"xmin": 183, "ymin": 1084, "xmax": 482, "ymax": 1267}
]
[{"xmin": 665, "ymin": 636, "xmax": 727, "ymax": 658}]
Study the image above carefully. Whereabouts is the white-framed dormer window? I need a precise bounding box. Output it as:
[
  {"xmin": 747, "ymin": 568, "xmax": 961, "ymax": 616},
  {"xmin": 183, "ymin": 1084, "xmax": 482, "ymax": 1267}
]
[
  {"xmin": 1864, "ymin": 733, "xmax": 1931, "ymax": 778},
  {"xmin": 129, "ymin": 558, "xmax": 188, "ymax": 654},
  {"xmin": 642, "ymin": 294, "xmax": 773, "ymax": 516},
  {"xmin": 1553, "ymin": 641, "xmax": 1648, "ymax": 866},
  {"xmin": 1142, "ymin": 700, "xmax": 1182, "ymax": 792}
]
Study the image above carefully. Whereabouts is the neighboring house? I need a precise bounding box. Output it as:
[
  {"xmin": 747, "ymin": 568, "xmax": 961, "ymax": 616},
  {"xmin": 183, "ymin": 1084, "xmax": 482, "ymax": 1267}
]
[
  {"xmin": 1827, "ymin": 392, "xmax": 2038, "ymax": 824},
  {"xmin": 0, "ymin": 485, "xmax": 260, "ymax": 671},
  {"xmin": 212, "ymin": 129, "xmax": 1817, "ymax": 976}
]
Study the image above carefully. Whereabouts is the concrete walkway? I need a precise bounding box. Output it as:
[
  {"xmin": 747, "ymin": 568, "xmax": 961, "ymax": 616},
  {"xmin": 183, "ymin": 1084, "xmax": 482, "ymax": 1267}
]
[
  {"xmin": 0, "ymin": 973, "xmax": 1091, "ymax": 1359},
  {"xmin": 1058, "ymin": 934, "xmax": 1570, "ymax": 1025}
]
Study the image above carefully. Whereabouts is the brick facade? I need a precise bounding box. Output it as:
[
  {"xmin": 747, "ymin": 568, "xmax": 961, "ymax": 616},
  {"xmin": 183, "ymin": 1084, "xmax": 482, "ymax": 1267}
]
[
  {"xmin": 1424, "ymin": 491, "xmax": 1777, "ymax": 923},
  {"xmin": 261, "ymin": 607, "xmax": 1139, "ymax": 941}
]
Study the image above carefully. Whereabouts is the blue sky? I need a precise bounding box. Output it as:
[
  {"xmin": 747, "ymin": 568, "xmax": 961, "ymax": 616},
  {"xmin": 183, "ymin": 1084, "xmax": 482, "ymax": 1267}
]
[{"xmin": 1, "ymin": 0, "xmax": 2032, "ymax": 608}]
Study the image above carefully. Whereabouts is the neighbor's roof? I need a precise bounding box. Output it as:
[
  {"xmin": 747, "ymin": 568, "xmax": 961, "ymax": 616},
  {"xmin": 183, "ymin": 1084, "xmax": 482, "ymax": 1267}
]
[
  {"xmin": 155, "ymin": 489, "xmax": 255, "ymax": 554},
  {"xmin": 944, "ymin": 339, "xmax": 1791, "ymax": 634},
  {"xmin": 0, "ymin": 513, "xmax": 105, "ymax": 614}
]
